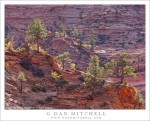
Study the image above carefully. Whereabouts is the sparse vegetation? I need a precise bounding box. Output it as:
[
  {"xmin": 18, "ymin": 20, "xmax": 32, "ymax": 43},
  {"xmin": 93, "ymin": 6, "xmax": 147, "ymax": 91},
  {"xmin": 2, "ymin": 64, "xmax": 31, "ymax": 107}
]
[
  {"xmin": 55, "ymin": 52, "xmax": 70, "ymax": 70},
  {"xmin": 97, "ymin": 34, "xmax": 109, "ymax": 44},
  {"xmin": 70, "ymin": 63, "xmax": 76, "ymax": 70},
  {"xmin": 31, "ymin": 84, "xmax": 46, "ymax": 92},
  {"xmin": 25, "ymin": 18, "xmax": 47, "ymax": 52},
  {"xmin": 51, "ymin": 71, "xmax": 63, "ymax": 93},
  {"xmin": 66, "ymin": 85, "xmax": 78, "ymax": 91},
  {"xmin": 82, "ymin": 55, "xmax": 106, "ymax": 96},
  {"xmin": 5, "ymin": 5, "xmax": 145, "ymax": 110},
  {"xmin": 71, "ymin": 26, "xmax": 79, "ymax": 39},
  {"xmin": 37, "ymin": 99, "xmax": 45, "ymax": 105},
  {"xmin": 89, "ymin": 30, "xmax": 96, "ymax": 50},
  {"xmin": 107, "ymin": 53, "xmax": 136, "ymax": 83},
  {"xmin": 45, "ymin": 96, "xmax": 53, "ymax": 102},
  {"xmin": 31, "ymin": 85, "xmax": 41, "ymax": 92},
  {"xmin": 5, "ymin": 40, "xmax": 14, "ymax": 51},
  {"xmin": 17, "ymin": 72, "xmax": 27, "ymax": 94}
]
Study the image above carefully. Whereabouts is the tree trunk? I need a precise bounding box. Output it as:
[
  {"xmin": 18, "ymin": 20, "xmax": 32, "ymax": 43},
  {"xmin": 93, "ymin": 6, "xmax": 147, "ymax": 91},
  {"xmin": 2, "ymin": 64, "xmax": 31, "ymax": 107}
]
[
  {"xmin": 62, "ymin": 60, "xmax": 65, "ymax": 70},
  {"xmin": 120, "ymin": 76, "xmax": 124, "ymax": 84},
  {"xmin": 20, "ymin": 80, "xmax": 22, "ymax": 94},
  {"xmin": 37, "ymin": 39, "xmax": 39, "ymax": 52},
  {"xmin": 120, "ymin": 67, "xmax": 124, "ymax": 84},
  {"xmin": 56, "ymin": 85, "xmax": 59, "ymax": 95},
  {"xmin": 137, "ymin": 55, "xmax": 140, "ymax": 72}
]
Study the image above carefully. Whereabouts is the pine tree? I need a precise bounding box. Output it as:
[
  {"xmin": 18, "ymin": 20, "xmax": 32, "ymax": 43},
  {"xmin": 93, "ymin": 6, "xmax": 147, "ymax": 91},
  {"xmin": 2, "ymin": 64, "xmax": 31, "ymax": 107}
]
[
  {"xmin": 17, "ymin": 72, "xmax": 27, "ymax": 94},
  {"xmin": 89, "ymin": 30, "xmax": 96, "ymax": 50},
  {"xmin": 25, "ymin": 18, "xmax": 47, "ymax": 52},
  {"xmin": 82, "ymin": 55, "xmax": 105, "ymax": 96},
  {"xmin": 56, "ymin": 52, "xmax": 70, "ymax": 70},
  {"xmin": 106, "ymin": 53, "xmax": 136, "ymax": 83},
  {"xmin": 71, "ymin": 26, "xmax": 79, "ymax": 39}
]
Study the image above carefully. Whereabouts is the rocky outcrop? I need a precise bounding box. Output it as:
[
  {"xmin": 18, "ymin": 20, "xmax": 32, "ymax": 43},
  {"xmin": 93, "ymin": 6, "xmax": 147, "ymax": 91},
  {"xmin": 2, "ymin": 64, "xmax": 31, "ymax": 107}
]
[{"xmin": 5, "ymin": 50, "xmax": 144, "ymax": 109}]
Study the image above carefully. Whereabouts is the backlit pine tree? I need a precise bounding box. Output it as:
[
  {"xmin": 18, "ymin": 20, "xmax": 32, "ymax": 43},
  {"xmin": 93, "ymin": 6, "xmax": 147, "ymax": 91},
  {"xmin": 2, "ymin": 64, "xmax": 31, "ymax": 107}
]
[
  {"xmin": 82, "ymin": 55, "xmax": 105, "ymax": 96},
  {"xmin": 56, "ymin": 52, "xmax": 70, "ymax": 70},
  {"xmin": 25, "ymin": 18, "xmax": 47, "ymax": 52}
]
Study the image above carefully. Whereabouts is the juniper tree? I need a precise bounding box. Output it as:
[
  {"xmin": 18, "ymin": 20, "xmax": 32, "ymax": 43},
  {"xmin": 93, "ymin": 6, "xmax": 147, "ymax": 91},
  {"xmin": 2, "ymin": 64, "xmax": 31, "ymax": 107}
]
[
  {"xmin": 56, "ymin": 52, "xmax": 70, "ymax": 70},
  {"xmin": 25, "ymin": 18, "xmax": 47, "ymax": 52},
  {"xmin": 82, "ymin": 55, "xmax": 105, "ymax": 96}
]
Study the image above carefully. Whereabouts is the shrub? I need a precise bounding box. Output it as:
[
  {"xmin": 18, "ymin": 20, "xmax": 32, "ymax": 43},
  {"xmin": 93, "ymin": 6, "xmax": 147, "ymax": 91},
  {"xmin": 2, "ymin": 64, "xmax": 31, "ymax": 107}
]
[
  {"xmin": 70, "ymin": 63, "xmax": 76, "ymax": 70},
  {"xmin": 45, "ymin": 96, "xmax": 53, "ymax": 102},
  {"xmin": 31, "ymin": 85, "xmax": 41, "ymax": 92},
  {"xmin": 37, "ymin": 99, "xmax": 45, "ymax": 105},
  {"xmin": 39, "ymin": 47, "xmax": 47, "ymax": 55},
  {"xmin": 20, "ymin": 58, "xmax": 32, "ymax": 70},
  {"xmin": 57, "ymin": 79, "xmax": 68, "ymax": 88},
  {"xmin": 5, "ymin": 41, "xmax": 14, "ymax": 51},
  {"xmin": 31, "ymin": 67, "xmax": 45, "ymax": 77},
  {"xmin": 51, "ymin": 71, "xmax": 60, "ymax": 81},
  {"xmin": 66, "ymin": 85, "xmax": 77, "ymax": 91},
  {"xmin": 41, "ymin": 87, "xmax": 47, "ymax": 92},
  {"xmin": 31, "ymin": 85, "xmax": 46, "ymax": 92}
]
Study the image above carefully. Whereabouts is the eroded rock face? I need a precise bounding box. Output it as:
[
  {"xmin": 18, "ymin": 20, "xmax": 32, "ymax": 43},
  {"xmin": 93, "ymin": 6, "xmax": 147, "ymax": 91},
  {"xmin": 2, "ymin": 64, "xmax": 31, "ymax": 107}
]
[
  {"xmin": 5, "ymin": 50, "xmax": 144, "ymax": 109},
  {"xmin": 5, "ymin": 5, "xmax": 145, "ymax": 109},
  {"xmin": 5, "ymin": 5, "xmax": 145, "ymax": 48}
]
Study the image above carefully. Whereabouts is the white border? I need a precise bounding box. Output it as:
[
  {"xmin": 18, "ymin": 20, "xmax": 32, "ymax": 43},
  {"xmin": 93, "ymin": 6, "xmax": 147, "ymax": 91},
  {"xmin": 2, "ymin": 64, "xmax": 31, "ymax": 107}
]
[{"xmin": 0, "ymin": 0, "xmax": 149, "ymax": 121}]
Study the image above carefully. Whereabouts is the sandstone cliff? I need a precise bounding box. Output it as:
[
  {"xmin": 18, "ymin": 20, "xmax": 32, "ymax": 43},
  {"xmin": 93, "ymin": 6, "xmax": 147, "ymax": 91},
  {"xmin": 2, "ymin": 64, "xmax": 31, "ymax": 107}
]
[{"xmin": 5, "ymin": 50, "xmax": 144, "ymax": 109}]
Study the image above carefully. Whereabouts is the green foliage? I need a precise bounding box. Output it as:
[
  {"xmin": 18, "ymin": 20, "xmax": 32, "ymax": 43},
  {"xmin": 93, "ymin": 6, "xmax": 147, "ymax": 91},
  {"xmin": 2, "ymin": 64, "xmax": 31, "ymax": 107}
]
[
  {"xmin": 58, "ymin": 24, "xmax": 66, "ymax": 37},
  {"xmin": 51, "ymin": 71, "xmax": 61, "ymax": 81},
  {"xmin": 107, "ymin": 53, "xmax": 136, "ymax": 83},
  {"xmin": 55, "ymin": 52, "xmax": 70, "ymax": 70},
  {"xmin": 18, "ymin": 72, "xmax": 27, "ymax": 82},
  {"xmin": 17, "ymin": 72, "xmax": 27, "ymax": 94},
  {"xmin": 89, "ymin": 31, "xmax": 96, "ymax": 50},
  {"xmin": 71, "ymin": 26, "xmax": 79, "ymax": 38},
  {"xmin": 135, "ymin": 90, "xmax": 144, "ymax": 103},
  {"xmin": 89, "ymin": 37, "xmax": 96, "ymax": 50},
  {"xmin": 51, "ymin": 71, "xmax": 68, "ymax": 93},
  {"xmin": 104, "ymin": 60, "xmax": 116, "ymax": 76},
  {"xmin": 5, "ymin": 37, "xmax": 14, "ymax": 51},
  {"xmin": 25, "ymin": 18, "xmax": 47, "ymax": 52},
  {"xmin": 39, "ymin": 47, "xmax": 47, "ymax": 54},
  {"xmin": 5, "ymin": 41, "xmax": 14, "ymax": 51},
  {"xmin": 17, "ymin": 48, "xmax": 27, "ymax": 52},
  {"xmin": 70, "ymin": 63, "xmax": 76, "ymax": 70},
  {"xmin": 82, "ymin": 55, "xmax": 106, "ymax": 95},
  {"xmin": 123, "ymin": 66, "xmax": 136, "ymax": 77}
]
